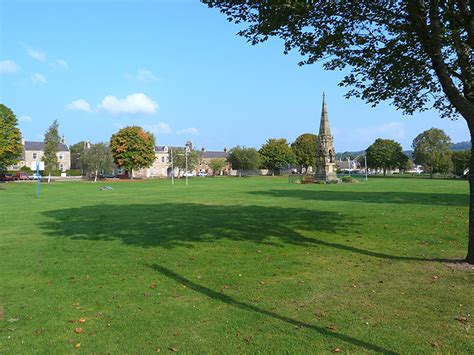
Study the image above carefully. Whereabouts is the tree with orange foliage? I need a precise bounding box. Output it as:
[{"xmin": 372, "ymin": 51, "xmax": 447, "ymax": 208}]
[{"xmin": 110, "ymin": 126, "xmax": 155, "ymax": 178}]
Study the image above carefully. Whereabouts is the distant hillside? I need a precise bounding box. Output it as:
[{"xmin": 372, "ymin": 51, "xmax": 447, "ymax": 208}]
[
  {"xmin": 451, "ymin": 141, "xmax": 471, "ymax": 151},
  {"xmin": 335, "ymin": 141, "xmax": 470, "ymax": 160}
]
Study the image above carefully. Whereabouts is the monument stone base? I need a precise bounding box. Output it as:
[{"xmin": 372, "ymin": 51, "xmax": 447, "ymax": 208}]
[{"xmin": 314, "ymin": 171, "xmax": 338, "ymax": 182}]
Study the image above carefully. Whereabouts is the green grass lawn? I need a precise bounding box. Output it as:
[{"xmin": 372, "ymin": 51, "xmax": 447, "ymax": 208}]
[{"xmin": 1, "ymin": 177, "xmax": 472, "ymax": 353}]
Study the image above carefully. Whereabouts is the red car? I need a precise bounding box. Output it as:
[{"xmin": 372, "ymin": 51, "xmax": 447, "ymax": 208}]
[
  {"xmin": 15, "ymin": 172, "xmax": 29, "ymax": 180},
  {"xmin": 0, "ymin": 174, "xmax": 14, "ymax": 181}
]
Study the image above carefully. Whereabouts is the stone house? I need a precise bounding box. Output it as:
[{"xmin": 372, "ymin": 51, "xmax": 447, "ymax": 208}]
[
  {"xmin": 198, "ymin": 148, "xmax": 230, "ymax": 175},
  {"xmin": 131, "ymin": 145, "xmax": 230, "ymax": 178},
  {"xmin": 9, "ymin": 138, "xmax": 71, "ymax": 171}
]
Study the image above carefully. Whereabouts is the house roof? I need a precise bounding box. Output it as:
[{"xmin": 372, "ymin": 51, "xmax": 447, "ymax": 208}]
[
  {"xmin": 202, "ymin": 151, "xmax": 228, "ymax": 159},
  {"xmin": 24, "ymin": 141, "xmax": 69, "ymax": 152}
]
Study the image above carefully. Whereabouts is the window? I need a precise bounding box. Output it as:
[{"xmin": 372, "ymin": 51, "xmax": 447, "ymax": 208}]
[
  {"xmin": 60, "ymin": 163, "xmax": 64, "ymax": 171},
  {"xmin": 161, "ymin": 156, "xmax": 165, "ymax": 163},
  {"xmin": 59, "ymin": 153, "xmax": 64, "ymax": 160},
  {"xmin": 32, "ymin": 152, "xmax": 37, "ymax": 160}
]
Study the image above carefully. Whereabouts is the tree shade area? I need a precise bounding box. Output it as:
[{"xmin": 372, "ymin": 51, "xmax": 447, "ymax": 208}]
[
  {"xmin": 0, "ymin": 178, "xmax": 471, "ymax": 353},
  {"xmin": 203, "ymin": 0, "xmax": 474, "ymax": 263}
]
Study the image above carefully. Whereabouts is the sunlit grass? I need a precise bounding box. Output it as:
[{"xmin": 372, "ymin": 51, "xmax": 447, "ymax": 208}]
[{"xmin": 0, "ymin": 177, "xmax": 472, "ymax": 353}]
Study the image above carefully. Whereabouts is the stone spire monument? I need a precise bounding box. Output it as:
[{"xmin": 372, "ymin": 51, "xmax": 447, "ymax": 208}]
[{"xmin": 315, "ymin": 93, "xmax": 337, "ymax": 182}]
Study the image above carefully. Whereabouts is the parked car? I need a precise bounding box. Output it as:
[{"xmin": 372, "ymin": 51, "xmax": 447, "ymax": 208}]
[
  {"xmin": 14, "ymin": 172, "xmax": 29, "ymax": 180},
  {"xmin": 197, "ymin": 172, "xmax": 208, "ymax": 177},
  {"xmin": 183, "ymin": 171, "xmax": 195, "ymax": 177},
  {"xmin": 28, "ymin": 173, "xmax": 42, "ymax": 180},
  {"xmin": 0, "ymin": 174, "xmax": 14, "ymax": 181}
]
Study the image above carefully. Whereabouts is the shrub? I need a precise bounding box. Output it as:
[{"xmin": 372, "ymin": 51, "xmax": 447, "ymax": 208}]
[
  {"xmin": 67, "ymin": 169, "xmax": 82, "ymax": 176},
  {"xmin": 341, "ymin": 176, "xmax": 359, "ymax": 183},
  {"xmin": 20, "ymin": 166, "xmax": 32, "ymax": 172}
]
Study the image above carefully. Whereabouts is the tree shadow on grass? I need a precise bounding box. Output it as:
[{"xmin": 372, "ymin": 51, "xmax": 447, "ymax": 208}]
[
  {"xmin": 150, "ymin": 263, "xmax": 397, "ymax": 354},
  {"xmin": 247, "ymin": 189, "xmax": 468, "ymax": 206},
  {"xmin": 41, "ymin": 202, "xmax": 443, "ymax": 261},
  {"xmin": 40, "ymin": 203, "xmax": 351, "ymax": 249}
]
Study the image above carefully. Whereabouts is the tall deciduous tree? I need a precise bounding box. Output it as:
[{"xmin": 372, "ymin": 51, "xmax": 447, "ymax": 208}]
[
  {"xmin": 366, "ymin": 139, "xmax": 409, "ymax": 176},
  {"xmin": 291, "ymin": 133, "xmax": 317, "ymax": 172},
  {"xmin": 110, "ymin": 126, "xmax": 155, "ymax": 178},
  {"xmin": 412, "ymin": 128, "xmax": 452, "ymax": 178},
  {"xmin": 203, "ymin": 1, "xmax": 474, "ymax": 263},
  {"xmin": 227, "ymin": 146, "xmax": 260, "ymax": 177},
  {"xmin": 81, "ymin": 142, "xmax": 114, "ymax": 182},
  {"xmin": 452, "ymin": 150, "xmax": 471, "ymax": 176},
  {"xmin": 43, "ymin": 120, "xmax": 61, "ymax": 172},
  {"xmin": 0, "ymin": 104, "xmax": 23, "ymax": 170},
  {"xmin": 259, "ymin": 138, "xmax": 296, "ymax": 175}
]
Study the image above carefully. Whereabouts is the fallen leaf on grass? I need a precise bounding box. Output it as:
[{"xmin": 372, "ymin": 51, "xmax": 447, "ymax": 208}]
[
  {"xmin": 156, "ymin": 348, "xmax": 161, "ymax": 352},
  {"xmin": 431, "ymin": 341, "xmax": 440, "ymax": 347},
  {"xmin": 74, "ymin": 327, "xmax": 83, "ymax": 334},
  {"xmin": 74, "ymin": 343, "xmax": 81, "ymax": 349},
  {"xmin": 67, "ymin": 319, "xmax": 76, "ymax": 323},
  {"xmin": 244, "ymin": 336, "xmax": 252, "ymax": 343},
  {"xmin": 315, "ymin": 310, "xmax": 327, "ymax": 318},
  {"xmin": 455, "ymin": 316, "xmax": 469, "ymax": 324},
  {"xmin": 327, "ymin": 325, "xmax": 337, "ymax": 331},
  {"xmin": 169, "ymin": 347, "xmax": 178, "ymax": 352},
  {"xmin": 67, "ymin": 339, "xmax": 75, "ymax": 344},
  {"xmin": 236, "ymin": 331, "xmax": 241, "ymax": 337},
  {"xmin": 7, "ymin": 317, "xmax": 19, "ymax": 323},
  {"xmin": 332, "ymin": 348, "xmax": 341, "ymax": 353},
  {"xmin": 79, "ymin": 317, "xmax": 86, "ymax": 323},
  {"xmin": 259, "ymin": 281, "xmax": 265, "ymax": 285},
  {"xmin": 150, "ymin": 283, "xmax": 157, "ymax": 289}
]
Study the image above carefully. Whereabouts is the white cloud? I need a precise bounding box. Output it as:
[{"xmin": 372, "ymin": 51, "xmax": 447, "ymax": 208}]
[
  {"xmin": 51, "ymin": 59, "xmax": 68, "ymax": 70},
  {"xmin": 26, "ymin": 47, "xmax": 47, "ymax": 62},
  {"xmin": 98, "ymin": 93, "xmax": 158, "ymax": 114},
  {"xmin": 31, "ymin": 73, "xmax": 47, "ymax": 85},
  {"xmin": 125, "ymin": 69, "xmax": 159, "ymax": 82},
  {"xmin": 66, "ymin": 99, "xmax": 92, "ymax": 112},
  {"xmin": 177, "ymin": 127, "xmax": 199, "ymax": 136},
  {"xmin": 0, "ymin": 60, "xmax": 21, "ymax": 73},
  {"xmin": 144, "ymin": 122, "xmax": 171, "ymax": 135},
  {"xmin": 19, "ymin": 115, "xmax": 32, "ymax": 123}
]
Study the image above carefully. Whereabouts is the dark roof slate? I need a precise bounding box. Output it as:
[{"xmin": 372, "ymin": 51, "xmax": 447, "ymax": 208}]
[
  {"xmin": 202, "ymin": 151, "xmax": 228, "ymax": 159},
  {"xmin": 24, "ymin": 141, "xmax": 69, "ymax": 152}
]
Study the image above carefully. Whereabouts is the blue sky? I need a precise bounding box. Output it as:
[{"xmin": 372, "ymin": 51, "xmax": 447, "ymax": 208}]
[{"xmin": 0, "ymin": 0, "xmax": 470, "ymax": 152}]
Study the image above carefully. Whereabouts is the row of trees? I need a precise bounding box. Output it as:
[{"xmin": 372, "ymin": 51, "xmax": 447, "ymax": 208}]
[
  {"xmin": 228, "ymin": 134, "xmax": 318, "ymax": 177},
  {"xmin": 364, "ymin": 128, "xmax": 470, "ymax": 178}
]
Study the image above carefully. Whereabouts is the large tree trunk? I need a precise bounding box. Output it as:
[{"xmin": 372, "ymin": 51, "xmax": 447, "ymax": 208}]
[
  {"xmin": 94, "ymin": 169, "xmax": 98, "ymax": 183},
  {"xmin": 467, "ymin": 130, "xmax": 474, "ymax": 264}
]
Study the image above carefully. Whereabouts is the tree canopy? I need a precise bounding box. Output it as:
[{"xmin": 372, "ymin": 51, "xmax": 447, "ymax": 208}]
[
  {"xmin": 227, "ymin": 146, "xmax": 260, "ymax": 176},
  {"xmin": 412, "ymin": 128, "xmax": 452, "ymax": 178},
  {"xmin": 366, "ymin": 139, "xmax": 409, "ymax": 176},
  {"xmin": 291, "ymin": 133, "xmax": 317, "ymax": 171},
  {"xmin": 168, "ymin": 148, "xmax": 201, "ymax": 176},
  {"xmin": 110, "ymin": 126, "xmax": 155, "ymax": 177},
  {"xmin": 208, "ymin": 158, "xmax": 227, "ymax": 175},
  {"xmin": 81, "ymin": 142, "xmax": 114, "ymax": 181},
  {"xmin": 259, "ymin": 138, "xmax": 296, "ymax": 175},
  {"xmin": 452, "ymin": 150, "xmax": 471, "ymax": 176},
  {"xmin": 43, "ymin": 120, "xmax": 61, "ymax": 172},
  {"xmin": 0, "ymin": 104, "xmax": 23, "ymax": 170}
]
